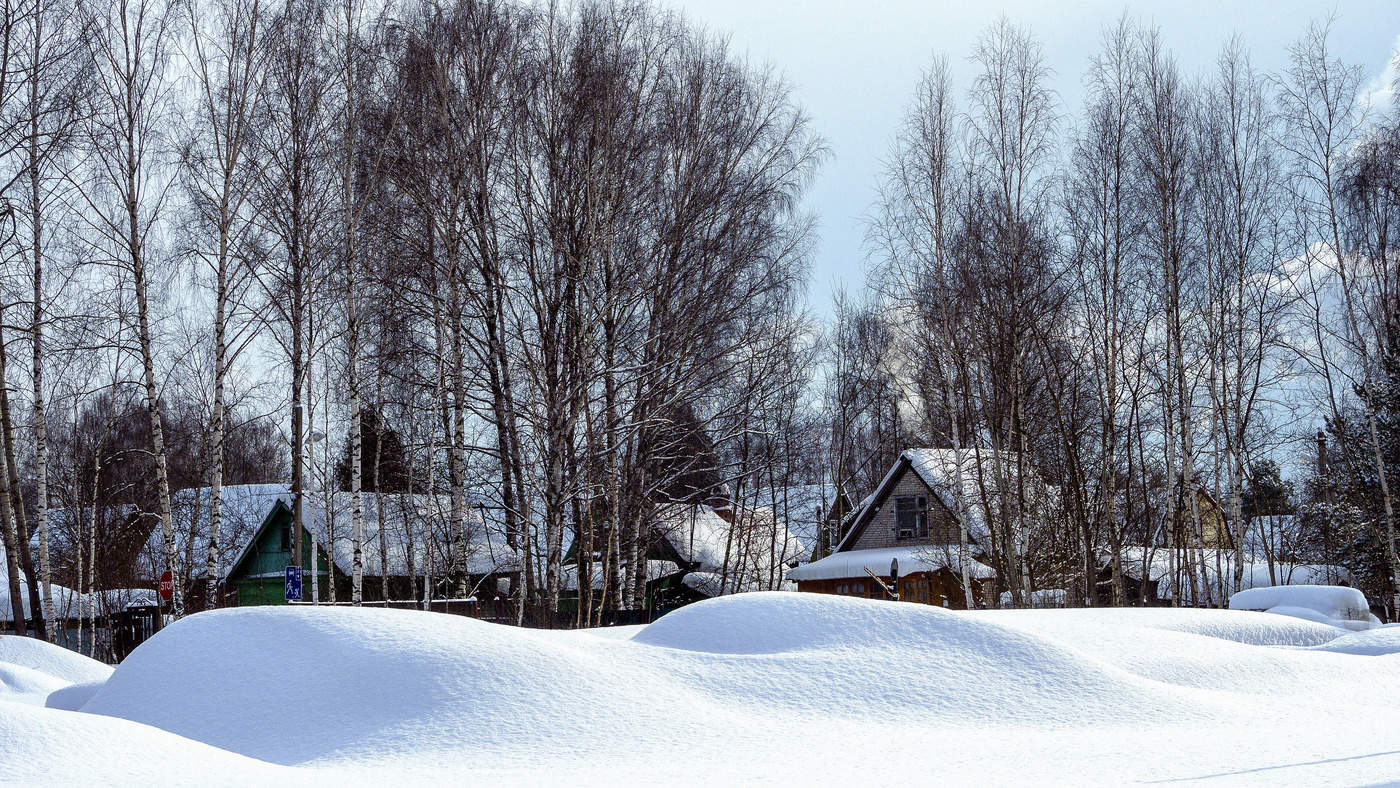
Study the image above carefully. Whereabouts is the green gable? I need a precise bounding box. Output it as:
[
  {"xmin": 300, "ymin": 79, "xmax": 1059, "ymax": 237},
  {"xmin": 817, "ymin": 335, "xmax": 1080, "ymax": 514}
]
[{"xmin": 225, "ymin": 499, "xmax": 333, "ymax": 605}]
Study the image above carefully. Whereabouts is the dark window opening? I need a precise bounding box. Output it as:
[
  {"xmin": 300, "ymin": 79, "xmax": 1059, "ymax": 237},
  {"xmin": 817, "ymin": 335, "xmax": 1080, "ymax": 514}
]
[{"xmin": 895, "ymin": 495, "xmax": 929, "ymax": 539}]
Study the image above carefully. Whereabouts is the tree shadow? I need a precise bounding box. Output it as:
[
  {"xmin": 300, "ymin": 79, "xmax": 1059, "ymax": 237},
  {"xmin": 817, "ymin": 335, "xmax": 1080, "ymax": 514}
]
[{"xmin": 1144, "ymin": 750, "xmax": 1400, "ymax": 783}]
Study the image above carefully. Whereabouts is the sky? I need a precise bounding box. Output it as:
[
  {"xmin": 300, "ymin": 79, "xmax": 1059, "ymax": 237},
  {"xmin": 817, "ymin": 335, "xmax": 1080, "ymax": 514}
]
[{"xmin": 660, "ymin": 0, "xmax": 1400, "ymax": 317}]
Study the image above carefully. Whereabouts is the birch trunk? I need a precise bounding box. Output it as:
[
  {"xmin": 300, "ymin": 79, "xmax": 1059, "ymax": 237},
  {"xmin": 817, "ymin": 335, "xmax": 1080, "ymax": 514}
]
[
  {"xmin": 0, "ymin": 322, "xmax": 42, "ymax": 637},
  {"xmin": 28, "ymin": 75, "xmax": 54, "ymax": 638},
  {"xmin": 0, "ymin": 422, "xmax": 25, "ymax": 635},
  {"xmin": 133, "ymin": 242, "xmax": 181, "ymax": 618}
]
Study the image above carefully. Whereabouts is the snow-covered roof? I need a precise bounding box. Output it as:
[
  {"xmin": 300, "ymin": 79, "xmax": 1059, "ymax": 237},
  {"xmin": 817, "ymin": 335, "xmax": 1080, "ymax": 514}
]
[
  {"xmin": 786, "ymin": 545, "xmax": 995, "ymax": 583},
  {"xmin": 650, "ymin": 503, "xmax": 806, "ymax": 593},
  {"xmin": 312, "ymin": 492, "xmax": 517, "ymax": 578},
  {"xmin": 560, "ymin": 560, "xmax": 681, "ymax": 592},
  {"xmin": 0, "ymin": 581, "xmax": 157, "ymax": 623},
  {"xmin": 748, "ymin": 484, "xmax": 840, "ymax": 549},
  {"xmin": 676, "ymin": 570, "xmax": 797, "ymax": 597},
  {"xmin": 654, "ymin": 504, "xmax": 805, "ymax": 571},
  {"xmin": 224, "ymin": 490, "xmax": 519, "ymax": 581},
  {"xmin": 836, "ymin": 448, "xmax": 1052, "ymax": 551}
]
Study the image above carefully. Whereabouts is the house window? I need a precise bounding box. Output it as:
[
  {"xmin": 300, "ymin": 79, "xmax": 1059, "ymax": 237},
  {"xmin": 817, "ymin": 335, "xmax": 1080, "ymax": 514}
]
[
  {"xmin": 836, "ymin": 584, "xmax": 848, "ymax": 595},
  {"xmin": 281, "ymin": 525, "xmax": 291, "ymax": 552},
  {"xmin": 895, "ymin": 495, "xmax": 929, "ymax": 539}
]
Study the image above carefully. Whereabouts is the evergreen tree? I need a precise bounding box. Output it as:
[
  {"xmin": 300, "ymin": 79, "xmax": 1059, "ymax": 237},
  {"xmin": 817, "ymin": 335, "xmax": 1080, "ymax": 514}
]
[{"xmin": 335, "ymin": 408, "xmax": 411, "ymax": 493}]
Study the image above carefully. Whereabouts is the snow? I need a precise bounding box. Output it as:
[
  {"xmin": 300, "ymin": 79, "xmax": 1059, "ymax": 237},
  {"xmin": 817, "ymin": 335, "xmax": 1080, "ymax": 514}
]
[
  {"xmin": 204, "ymin": 487, "xmax": 520, "ymax": 582},
  {"xmin": 785, "ymin": 544, "xmax": 995, "ymax": 582},
  {"xmin": 1229, "ymin": 585, "xmax": 1378, "ymax": 630},
  {"xmin": 0, "ymin": 636, "xmax": 114, "ymax": 708},
  {"xmin": 1310, "ymin": 626, "xmax": 1400, "ymax": 656},
  {"xmin": 0, "ymin": 563, "xmax": 157, "ymax": 623},
  {"xmin": 677, "ymin": 570, "xmax": 794, "ymax": 596},
  {"xmin": 899, "ymin": 447, "xmax": 1054, "ymax": 544},
  {"xmin": 560, "ymin": 560, "xmax": 679, "ymax": 591},
  {"xmin": 750, "ymin": 483, "xmax": 837, "ymax": 554},
  {"xmin": 0, "ymin": 636, "xmax": 113, "ymax": 686},
  {"xmin": 310, "ymin": 492, "xmax": 518, "ymax": 578},
  {"xmin": 5, "ymin": 594, "xmax": 1400, "ymax": 784},
  {"xmin": 651, "ymin": 503, "xmax": 805, "ymax": 590},
  {"xmin": 1229, "ymin": 584, "xmax": 1370, "ymax": 619}
]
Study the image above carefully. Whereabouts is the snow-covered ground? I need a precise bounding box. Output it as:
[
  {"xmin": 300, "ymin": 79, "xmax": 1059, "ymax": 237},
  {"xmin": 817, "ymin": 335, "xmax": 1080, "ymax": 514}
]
[{"xmin": 2, "ymin": 593, "xmax": 1399, "ymax": 785}]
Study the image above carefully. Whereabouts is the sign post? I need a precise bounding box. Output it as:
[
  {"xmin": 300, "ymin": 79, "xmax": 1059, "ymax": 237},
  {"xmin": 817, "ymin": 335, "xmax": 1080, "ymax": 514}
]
[{"xmin": 285, "ymin": 565, "xmax": 303, "ymax": 603}]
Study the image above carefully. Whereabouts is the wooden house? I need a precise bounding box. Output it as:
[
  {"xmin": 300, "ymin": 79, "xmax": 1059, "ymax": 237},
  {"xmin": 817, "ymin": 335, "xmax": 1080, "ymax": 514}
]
[
  {"xmin": 223, "ymin": 494, "xmax": 520, "ymax": 609},
  {"xmin": 222, "ymin": 499, "xmax": 333, "ymax": 605},
  {"xmin": 1179, "ymin": 487, "xmax": 1235, "ymax": 551},
  {"xmin": 787, "ymin": 449, "xmax": 1006, "ymax": 609}
]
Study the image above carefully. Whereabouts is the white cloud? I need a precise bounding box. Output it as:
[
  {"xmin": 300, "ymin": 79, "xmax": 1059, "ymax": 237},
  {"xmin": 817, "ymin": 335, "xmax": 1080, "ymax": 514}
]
[{"xmin": 1358, "ymin": 33, "xmax": 1400, "ymax": 117}]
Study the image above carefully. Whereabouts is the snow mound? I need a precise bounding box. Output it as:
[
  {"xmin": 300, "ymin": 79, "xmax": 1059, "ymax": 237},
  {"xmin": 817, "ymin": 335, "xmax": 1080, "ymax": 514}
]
[
  {"xmin": 10, "ymin": 595, "xmax": 1400, "ymax": 785},
  {"xmin": 979, "ymin": 605, "xmax": 1344, "ymax": 647},
  {"xmin": 45, "ymin": 679, "xmax": 107, "ymax": 711},
  {"xmin": 1229, "ymin": 584, "xmax": 1372, "ymax": 624},
  {"xmin": 0, "ymin": 661, "xmax": 71, "ymax": 706},
  {"xmin": 1310, "ymin": 627, "xmax": 1400, "ymax": 656},
  {"xmin": 632, "ymin": 592, "xmax": 1208, "ymax": 728},
  {"xmin": 83, "ymin": 605, "xmax": 614, "ymax": 767},
  {"xmin": 83, "ymin": 594, "xmax": 1197, "ymax": 772},
  {"xmin": 635, "ymin": 589, "xmax": 956, "ymax": 653},
  {"xmin": 0, "ymin": 635, "xmax": 113, "ymax": 707},
  {"xmin": 0, "ymin": 635, "xmax": 113, "ymax": 685},
  {"xmin": 0, "ymin": 700, "xmax": 296, "ymax": 784}
]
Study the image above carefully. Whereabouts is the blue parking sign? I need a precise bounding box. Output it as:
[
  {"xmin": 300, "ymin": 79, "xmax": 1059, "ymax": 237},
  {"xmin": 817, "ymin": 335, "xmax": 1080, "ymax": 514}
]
[{"xmin": 285, "ymin": 566, "xmax": 303, "ymax": 602}]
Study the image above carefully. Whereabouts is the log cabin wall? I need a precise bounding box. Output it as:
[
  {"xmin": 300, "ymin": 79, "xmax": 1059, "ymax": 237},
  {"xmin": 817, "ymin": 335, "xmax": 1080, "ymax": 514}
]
[{"xmin": 795, "ymin": 570, "xmax": 981, "ymax": 610}]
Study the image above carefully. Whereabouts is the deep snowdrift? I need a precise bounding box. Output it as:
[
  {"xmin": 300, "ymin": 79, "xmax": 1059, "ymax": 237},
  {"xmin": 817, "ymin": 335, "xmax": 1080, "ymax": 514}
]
[
  {"xmin": 0, "ymin": 636, "xmax": 112, "ymax": 707},
  {"xmin": 3, "ymin": 593, "xmax": 1400, "ymax": 785}
]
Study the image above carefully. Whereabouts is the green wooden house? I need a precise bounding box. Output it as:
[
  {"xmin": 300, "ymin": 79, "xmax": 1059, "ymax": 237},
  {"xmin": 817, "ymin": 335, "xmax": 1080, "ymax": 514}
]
[{"xmin": 224, "ymin": 499, "xmax": 332, "ymax": 605}]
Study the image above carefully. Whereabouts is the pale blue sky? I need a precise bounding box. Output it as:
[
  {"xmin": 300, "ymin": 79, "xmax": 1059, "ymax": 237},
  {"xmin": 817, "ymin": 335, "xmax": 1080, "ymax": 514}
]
[{"xmin": 662, "ymin": 0, "xmax": 1400, "ymax": 316}]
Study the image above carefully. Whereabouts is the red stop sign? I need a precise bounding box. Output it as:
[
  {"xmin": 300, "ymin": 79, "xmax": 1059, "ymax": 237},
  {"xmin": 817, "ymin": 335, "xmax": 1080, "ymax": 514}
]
[{"xmin": 158, "ymin": 569, "xmax": 173, "ymax": 601}]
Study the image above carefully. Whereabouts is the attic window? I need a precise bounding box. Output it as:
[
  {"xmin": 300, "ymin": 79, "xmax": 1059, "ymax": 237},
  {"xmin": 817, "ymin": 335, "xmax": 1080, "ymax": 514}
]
[
  {"xmin": 895, "ymin": 495, "xmax": 928, "ymax": 540},
  {"xmin": 281, "ymin": 525, "xmax": 291, "ymax": 552}
]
